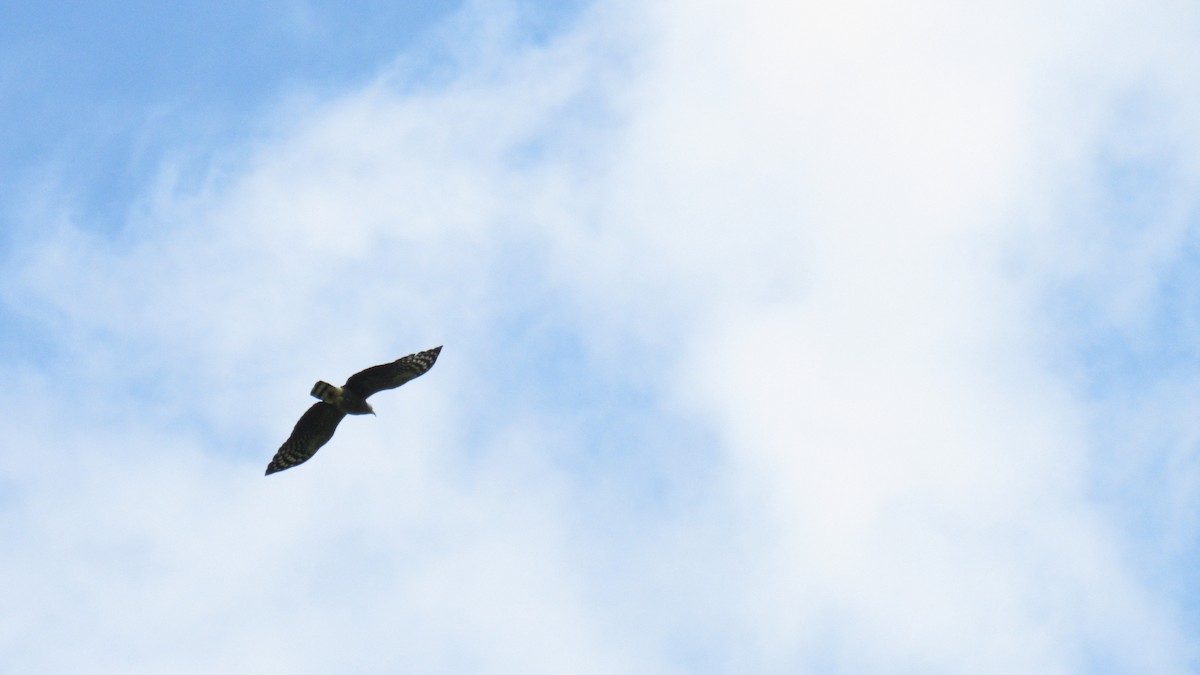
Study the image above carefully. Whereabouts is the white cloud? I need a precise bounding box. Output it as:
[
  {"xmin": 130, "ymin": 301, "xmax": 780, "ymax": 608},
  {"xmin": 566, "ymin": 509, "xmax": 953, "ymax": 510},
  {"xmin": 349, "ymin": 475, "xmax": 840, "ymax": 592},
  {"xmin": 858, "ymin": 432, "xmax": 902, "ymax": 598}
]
[{"xmin": 2, "ymin": 0, "xmax": 1199, "ymax": 672}]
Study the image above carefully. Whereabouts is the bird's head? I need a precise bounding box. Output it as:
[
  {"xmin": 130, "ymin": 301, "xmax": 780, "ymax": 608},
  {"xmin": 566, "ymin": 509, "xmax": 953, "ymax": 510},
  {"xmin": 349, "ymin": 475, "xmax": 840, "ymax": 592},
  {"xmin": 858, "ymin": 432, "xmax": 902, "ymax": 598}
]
[{"xmin": 344, "ymin": 398, "xmax": 375, "ymax": 416}]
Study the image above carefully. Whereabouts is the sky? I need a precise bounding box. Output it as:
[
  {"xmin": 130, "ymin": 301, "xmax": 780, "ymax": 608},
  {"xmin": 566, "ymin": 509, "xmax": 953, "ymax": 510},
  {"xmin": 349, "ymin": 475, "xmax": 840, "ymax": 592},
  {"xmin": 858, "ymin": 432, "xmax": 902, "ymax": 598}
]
[{"xmin": 2, "ymin": 0, "xmax": 1200, "ymax": 672}]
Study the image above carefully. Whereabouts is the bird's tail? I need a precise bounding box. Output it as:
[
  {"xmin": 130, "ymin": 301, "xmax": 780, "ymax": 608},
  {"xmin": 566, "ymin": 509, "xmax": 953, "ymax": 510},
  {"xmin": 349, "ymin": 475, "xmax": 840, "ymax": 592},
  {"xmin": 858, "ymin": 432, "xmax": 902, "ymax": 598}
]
[{"xmin": 310, "ymin": 380, "xmax": 340, "ymax": 404}]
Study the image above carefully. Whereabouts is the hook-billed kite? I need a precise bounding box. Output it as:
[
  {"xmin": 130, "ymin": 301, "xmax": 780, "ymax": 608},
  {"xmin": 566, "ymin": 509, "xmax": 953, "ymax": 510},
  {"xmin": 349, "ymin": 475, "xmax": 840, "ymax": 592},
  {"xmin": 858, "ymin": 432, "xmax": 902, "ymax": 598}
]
[{"xmin": 265, "ymin": 346, "xmax": 442, "ymax": 475}]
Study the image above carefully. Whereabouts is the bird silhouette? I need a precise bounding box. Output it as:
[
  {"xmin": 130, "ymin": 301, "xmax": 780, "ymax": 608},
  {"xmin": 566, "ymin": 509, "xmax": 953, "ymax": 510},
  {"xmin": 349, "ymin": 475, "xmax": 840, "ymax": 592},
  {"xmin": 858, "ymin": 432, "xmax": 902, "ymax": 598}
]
[{"xmin": 265, "ymin": 346, "xmax": 442, "ymax": 475}]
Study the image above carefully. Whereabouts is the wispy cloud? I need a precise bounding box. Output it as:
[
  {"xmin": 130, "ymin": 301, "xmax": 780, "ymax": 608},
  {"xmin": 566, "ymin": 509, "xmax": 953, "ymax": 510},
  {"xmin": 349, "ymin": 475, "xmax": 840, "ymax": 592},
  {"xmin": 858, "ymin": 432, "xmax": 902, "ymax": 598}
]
[{"xmin": 1, "ymin": 0, "xmax": 1198, "ymax": 672}]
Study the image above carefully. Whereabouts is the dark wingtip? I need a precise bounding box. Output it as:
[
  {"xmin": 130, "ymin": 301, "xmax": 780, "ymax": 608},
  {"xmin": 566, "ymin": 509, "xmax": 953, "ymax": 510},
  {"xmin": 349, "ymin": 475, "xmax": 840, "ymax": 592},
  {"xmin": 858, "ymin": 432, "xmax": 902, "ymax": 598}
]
[{"xmin": 265, "ymin": 465, "xmax": 278, "ymax": 476}]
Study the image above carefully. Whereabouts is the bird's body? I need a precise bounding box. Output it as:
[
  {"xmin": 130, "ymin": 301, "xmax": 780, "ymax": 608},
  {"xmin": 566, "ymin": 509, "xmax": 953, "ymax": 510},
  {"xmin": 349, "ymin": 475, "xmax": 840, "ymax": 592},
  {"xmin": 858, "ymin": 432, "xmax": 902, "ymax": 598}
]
[
  {"xmin": 264, "ymin": 346, "xmax": 442, "ymax": 475},
  {"xmin": 310, "ymin": 380, "xmax": 374, "ymax": 415}
]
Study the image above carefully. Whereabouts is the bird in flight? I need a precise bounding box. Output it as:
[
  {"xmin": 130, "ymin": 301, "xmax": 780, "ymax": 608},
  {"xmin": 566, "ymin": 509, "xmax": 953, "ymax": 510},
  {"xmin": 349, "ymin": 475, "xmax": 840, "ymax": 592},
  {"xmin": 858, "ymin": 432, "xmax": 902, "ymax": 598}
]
[{"xmin": 265, "ymin": 346, "xmax": 442, "ymax": 475}]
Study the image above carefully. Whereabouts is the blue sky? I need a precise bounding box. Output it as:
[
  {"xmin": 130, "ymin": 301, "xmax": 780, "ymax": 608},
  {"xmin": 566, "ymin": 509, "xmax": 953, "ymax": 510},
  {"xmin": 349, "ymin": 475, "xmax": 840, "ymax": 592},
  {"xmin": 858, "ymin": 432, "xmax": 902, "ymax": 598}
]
[{"xmin": 3, "ymin": 0, "xmax": 1200, "ymax": 673}]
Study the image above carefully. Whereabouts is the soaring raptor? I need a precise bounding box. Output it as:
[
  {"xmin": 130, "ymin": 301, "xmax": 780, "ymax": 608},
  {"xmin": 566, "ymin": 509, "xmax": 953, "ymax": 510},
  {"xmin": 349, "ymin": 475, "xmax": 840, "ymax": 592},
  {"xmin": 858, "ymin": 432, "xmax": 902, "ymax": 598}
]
[{"xmin": 265, "ymin": 346, "xmax": 442, "ymax": 475}]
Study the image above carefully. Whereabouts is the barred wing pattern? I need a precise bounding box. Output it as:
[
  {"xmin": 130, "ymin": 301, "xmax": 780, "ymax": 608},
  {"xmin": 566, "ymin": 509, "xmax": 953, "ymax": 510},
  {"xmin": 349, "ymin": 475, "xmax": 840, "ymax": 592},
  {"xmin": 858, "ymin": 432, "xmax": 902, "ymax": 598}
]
[
  {"xmin": 265, "ymin": 402, "xmax": 347, "ymax": 475},
  {"xmin": 264, "ymin": 345, "xmax": 442, "ymax": 476},
  {"xmin": 345, "ymin": 346, "xmax": 443, "ymax": 399}
]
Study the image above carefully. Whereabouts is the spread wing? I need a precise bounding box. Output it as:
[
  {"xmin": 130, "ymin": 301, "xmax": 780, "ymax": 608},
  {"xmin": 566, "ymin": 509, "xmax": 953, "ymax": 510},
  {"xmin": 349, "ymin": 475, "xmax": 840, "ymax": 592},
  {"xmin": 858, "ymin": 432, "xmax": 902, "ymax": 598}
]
[
  {"xmin": 265, "ymin": 402, "xmax": 347, "ymax": 475},
  {"xmin": 344, "ymin": 345, "xmax": 442, "ymax": 400}
]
